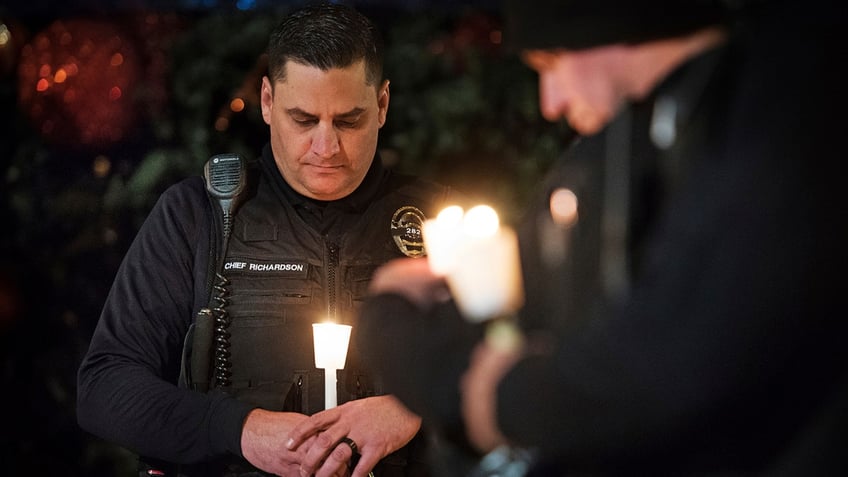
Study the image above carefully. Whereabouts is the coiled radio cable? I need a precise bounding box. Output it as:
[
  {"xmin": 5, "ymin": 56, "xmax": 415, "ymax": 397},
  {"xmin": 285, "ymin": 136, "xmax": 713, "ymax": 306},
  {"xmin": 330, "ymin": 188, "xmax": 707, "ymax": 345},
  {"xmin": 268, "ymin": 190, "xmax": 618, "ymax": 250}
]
[{"xmin": 211, "ymin": 271, "xmax": 233, "ymax": 388}]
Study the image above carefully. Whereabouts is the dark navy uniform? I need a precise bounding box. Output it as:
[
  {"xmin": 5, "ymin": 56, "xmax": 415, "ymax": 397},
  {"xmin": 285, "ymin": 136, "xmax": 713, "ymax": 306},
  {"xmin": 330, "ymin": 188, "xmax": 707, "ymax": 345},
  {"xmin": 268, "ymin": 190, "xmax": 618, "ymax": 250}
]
[{"xmin": 77, "ymin": 143, "xmax": 458, "ymax": 476}]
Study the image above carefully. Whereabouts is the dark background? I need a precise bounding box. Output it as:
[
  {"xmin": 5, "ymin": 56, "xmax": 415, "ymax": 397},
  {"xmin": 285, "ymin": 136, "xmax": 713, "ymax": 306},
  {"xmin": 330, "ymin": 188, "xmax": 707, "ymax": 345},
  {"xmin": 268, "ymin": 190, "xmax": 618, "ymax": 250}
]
[{"xmin": 0, "ymin": 1, "xmax": 568, "ymax": 474}]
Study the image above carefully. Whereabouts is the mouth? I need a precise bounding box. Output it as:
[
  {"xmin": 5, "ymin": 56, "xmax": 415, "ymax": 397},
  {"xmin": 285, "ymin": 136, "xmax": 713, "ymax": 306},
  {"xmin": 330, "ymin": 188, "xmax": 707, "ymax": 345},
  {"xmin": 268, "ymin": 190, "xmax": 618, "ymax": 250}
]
[{"xmin": 307, "ymin": 163, "xmax": 343, "ymax": 171}]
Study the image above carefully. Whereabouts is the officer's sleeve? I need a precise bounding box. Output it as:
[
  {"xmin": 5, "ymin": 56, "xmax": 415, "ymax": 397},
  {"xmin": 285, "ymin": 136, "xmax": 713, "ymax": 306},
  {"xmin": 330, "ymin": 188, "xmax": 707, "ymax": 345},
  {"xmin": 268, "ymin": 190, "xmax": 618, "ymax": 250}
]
[
  {"xmin": 357, "ymin": 293, "xmax": 482, "ymax": 446},
  {"xmin": 76, "ymin": 177, "xmax": 254, "ymax": 463}
]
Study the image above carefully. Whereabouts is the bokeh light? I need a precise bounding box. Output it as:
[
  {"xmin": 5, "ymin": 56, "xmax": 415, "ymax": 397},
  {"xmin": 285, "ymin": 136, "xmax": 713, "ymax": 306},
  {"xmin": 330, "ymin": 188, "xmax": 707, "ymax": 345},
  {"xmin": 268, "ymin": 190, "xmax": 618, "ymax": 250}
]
[
  {"xmin": 549, "ymin": 187, "xmax": 578, "ymax": 227},
  {"xmin": 92, "ymin": 154, "xmax": 111, "ymax": 178},
  {"xmin": 17, "ymin": 19, "xmax": 141, "ymax": 148},
  {"xmin": 0, "ymin": 17, "xmax": 26, "ymax": 78}
]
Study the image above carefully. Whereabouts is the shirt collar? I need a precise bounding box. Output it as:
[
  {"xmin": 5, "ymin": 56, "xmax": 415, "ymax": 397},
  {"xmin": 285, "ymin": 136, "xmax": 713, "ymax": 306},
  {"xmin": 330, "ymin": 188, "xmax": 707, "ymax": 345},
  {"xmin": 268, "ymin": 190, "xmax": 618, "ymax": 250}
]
[{"xmin": 260, "ymin": 143, "xmax": 387, "ymax": 213}]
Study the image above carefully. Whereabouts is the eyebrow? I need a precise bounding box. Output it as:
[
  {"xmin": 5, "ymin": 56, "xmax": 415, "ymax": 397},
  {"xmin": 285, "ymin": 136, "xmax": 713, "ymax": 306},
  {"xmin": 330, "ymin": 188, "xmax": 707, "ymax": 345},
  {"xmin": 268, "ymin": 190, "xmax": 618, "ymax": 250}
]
[{"xmin": 285, "ymin": 107, "xmax": 366, "ymax": 120}]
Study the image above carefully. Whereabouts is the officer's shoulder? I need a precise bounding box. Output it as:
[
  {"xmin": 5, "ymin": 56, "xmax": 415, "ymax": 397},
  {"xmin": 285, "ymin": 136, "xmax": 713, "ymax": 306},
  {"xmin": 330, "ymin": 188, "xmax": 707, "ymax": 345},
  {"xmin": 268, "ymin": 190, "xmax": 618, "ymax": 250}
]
[
  {"xmin": 162, "ymin": 175, "xmax": 206, "ymax": 198},
  {"xmin": 386, "ymin": 171, "xmax": 451, "ymax": 199},
  {"xmin": 156, "ymin": 175, "xmax": 208, "ymax": 210}
]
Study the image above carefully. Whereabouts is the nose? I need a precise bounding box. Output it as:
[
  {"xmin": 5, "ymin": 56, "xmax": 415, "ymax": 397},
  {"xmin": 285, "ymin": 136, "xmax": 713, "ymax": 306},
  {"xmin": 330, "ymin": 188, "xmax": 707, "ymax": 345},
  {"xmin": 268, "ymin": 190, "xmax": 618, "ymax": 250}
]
[
  {"xmin": 311, "ymin": 123, "xmax": 340, "ymax": 158},
  {"xmin": 538, "ymin": 73, "xmax": 566, "ymax": 122}
]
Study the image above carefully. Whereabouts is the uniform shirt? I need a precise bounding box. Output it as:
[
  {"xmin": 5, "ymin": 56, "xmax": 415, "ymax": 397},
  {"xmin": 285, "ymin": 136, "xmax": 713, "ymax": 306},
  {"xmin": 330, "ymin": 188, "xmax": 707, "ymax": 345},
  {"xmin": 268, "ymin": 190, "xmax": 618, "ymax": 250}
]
[{"xmin": 77, "ymin": 143, "xmax": 455, "ymax": 469}]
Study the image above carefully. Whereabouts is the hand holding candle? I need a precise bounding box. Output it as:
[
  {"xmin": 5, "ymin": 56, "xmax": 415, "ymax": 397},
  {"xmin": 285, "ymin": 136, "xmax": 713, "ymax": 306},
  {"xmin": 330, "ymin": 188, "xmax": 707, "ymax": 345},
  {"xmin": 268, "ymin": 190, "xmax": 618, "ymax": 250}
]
[
  {"xmin": 312, "ymin": 322, "xmax": 352, "ymax": 409},
  {"xmin": 423, "ymin": 205, "xmax": 524, "ymax": 322}
]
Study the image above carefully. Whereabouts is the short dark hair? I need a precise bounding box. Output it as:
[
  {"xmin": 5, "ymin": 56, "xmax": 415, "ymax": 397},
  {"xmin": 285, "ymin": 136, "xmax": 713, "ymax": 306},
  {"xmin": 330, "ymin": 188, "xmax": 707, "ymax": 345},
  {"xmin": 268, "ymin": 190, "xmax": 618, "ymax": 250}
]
[{"xmin": 267, "ymin": 3, "xmax": 384, "ymax": 87}]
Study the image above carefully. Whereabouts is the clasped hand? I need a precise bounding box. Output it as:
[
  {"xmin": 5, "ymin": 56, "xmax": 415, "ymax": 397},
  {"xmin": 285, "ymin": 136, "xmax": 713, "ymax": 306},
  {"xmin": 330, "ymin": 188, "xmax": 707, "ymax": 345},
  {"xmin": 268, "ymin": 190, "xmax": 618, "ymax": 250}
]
[{"xmin": 241, "ymin": 395, "xmax": 421, "ymax": 477}]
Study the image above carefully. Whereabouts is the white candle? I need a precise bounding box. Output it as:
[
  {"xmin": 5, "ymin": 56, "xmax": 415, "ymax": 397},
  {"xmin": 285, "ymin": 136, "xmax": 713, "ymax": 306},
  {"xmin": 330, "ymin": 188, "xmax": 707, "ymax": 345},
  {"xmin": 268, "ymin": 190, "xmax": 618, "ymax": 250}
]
[
  {"xmin": 312, "ymin": 322, "xmax": 352, "ymax": 409},
  {"xmin": 422, "ymin": 205, "xmax": 465, "ymax": 276},
  {"xmin": 423, "ymin": 205, "xmax": 524, "ymax": 322}
]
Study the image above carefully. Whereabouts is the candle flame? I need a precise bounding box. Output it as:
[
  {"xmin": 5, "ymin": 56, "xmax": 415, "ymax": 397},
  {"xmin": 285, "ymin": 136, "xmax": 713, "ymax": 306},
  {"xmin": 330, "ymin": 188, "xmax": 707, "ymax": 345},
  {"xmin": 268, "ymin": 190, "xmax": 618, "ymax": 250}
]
[
  {"xmin": 436, "ymin": 205, "xmax": 464, "ymax": 226},
  {"xmin": 464, "ymin": 205, "xmax": 499, "ymax": 238}
]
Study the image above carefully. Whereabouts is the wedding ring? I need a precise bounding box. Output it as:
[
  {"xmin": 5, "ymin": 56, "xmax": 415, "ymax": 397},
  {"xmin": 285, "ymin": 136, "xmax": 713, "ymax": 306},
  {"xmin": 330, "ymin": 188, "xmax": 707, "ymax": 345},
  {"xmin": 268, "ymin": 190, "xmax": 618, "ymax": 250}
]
[
  {"xmin": 340, "ymin": 436, "xmax": 359, "ymax": 454},
  {"xmin": 342, "ymin": 436, "xmax": 373, "ymax": 476}
]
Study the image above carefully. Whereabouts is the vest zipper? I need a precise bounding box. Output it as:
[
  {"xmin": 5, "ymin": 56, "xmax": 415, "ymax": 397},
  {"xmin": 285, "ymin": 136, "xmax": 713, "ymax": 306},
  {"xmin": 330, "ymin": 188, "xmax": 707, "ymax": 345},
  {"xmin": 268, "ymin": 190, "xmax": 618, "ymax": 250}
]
[{"xmin": 326, "ymin": 241, "xmax": 340, "ymax": 320}]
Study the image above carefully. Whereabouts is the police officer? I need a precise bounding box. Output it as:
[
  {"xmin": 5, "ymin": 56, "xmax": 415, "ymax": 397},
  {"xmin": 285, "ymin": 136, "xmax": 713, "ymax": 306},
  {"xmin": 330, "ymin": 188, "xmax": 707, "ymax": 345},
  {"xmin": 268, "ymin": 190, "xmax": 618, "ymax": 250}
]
[
  {"xmin": 77, "ymin": 4, "xmax": 460, "ymax": 476},
  {"xmin": 356, "ymin": 0, "xmax": 848, "ymax": 475}
]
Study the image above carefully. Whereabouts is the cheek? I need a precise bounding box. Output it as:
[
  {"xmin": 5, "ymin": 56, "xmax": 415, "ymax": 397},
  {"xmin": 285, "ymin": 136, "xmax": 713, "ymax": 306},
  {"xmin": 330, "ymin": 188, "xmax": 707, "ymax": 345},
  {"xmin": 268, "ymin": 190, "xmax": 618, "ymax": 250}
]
[
  {"xmin": 270, "ymin": 120, "xmax": 310, "ymax": 158},
  {"xmin": 580, "ymin": 56, "xmax": 625, "ymax": 113},
  {"xmin": 342, "ymin": 123, "xmax": 378, "ymax": 149},
  {"xmin": 586, "ymin": 77, "xmax": 623, "ymax": 122}
]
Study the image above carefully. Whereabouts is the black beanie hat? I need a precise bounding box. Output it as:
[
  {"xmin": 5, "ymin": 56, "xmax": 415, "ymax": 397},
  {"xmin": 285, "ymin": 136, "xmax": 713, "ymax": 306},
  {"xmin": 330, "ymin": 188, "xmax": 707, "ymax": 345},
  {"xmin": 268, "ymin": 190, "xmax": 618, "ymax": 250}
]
[{"xmin": 503, "ymin": 0, "xmax": 731, "ymax": 51}]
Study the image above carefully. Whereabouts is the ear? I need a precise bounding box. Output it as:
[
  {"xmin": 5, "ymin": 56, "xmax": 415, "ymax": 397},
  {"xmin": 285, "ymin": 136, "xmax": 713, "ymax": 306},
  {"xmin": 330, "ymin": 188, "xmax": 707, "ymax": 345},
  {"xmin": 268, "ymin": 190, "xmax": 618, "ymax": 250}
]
[
  {"xmin": 377, "ymin": 79, "xmax": 390, "ymax": 128},
  {"xmin": 260, "ymin": 76, "xmax": 273, "ymax": 125}
]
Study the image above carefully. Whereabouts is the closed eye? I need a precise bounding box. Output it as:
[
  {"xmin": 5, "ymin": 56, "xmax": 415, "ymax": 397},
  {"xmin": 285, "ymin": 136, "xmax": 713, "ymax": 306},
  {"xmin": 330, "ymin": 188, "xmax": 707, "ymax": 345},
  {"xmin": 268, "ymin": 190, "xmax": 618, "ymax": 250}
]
[
  {"xmin": 285, "ymin": 107, "xmax": 366, "ymax": 129},
  {"xmin": 334, "ymin": 119, "xmax": 360, "ymax": 129}
]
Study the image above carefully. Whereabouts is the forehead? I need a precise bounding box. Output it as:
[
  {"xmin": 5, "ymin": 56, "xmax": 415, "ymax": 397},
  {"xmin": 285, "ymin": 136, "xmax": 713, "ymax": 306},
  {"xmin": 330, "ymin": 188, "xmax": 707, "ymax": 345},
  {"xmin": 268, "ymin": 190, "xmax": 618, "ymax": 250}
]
[
  {"xmin": 274, "ymin": 60, "xmax": 376, "ymax": 110},
  {"xmin": 277, "ymin": 59, "xmax": 373, "ymax": 93}
]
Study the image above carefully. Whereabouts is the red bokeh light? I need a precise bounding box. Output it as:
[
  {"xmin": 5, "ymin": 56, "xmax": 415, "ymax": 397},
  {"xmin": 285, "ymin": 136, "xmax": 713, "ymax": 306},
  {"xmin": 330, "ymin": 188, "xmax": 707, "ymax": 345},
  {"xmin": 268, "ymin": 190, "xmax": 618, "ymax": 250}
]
[{"xmin": 17, "ymin": 19, "xmax": 141, "ymax": 148}]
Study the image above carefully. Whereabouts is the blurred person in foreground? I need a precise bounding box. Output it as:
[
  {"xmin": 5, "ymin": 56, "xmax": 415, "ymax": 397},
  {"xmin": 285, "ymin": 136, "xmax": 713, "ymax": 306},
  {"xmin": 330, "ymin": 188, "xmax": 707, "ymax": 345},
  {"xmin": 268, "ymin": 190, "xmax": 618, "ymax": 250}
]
[
  {"xmin": 77, "ymin": 3, "xmax": 460, "ymax": 476},
  {"xmin": 321, "ymin": 0, "xmax": 848, "ymax": 474}
]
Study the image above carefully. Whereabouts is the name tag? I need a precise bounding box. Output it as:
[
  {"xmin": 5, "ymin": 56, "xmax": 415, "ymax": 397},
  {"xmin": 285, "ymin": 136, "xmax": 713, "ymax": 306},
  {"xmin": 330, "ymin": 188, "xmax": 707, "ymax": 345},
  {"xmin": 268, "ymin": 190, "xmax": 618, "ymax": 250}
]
[{"xmin": 223, "ymin": 259, "xmax": 309, "ymax": 278}]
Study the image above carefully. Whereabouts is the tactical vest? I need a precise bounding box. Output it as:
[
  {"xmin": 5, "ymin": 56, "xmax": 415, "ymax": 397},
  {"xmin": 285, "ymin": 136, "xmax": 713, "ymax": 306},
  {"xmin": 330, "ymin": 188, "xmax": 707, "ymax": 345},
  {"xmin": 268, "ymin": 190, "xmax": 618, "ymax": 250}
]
[{"xmin": 214, "ymin": 162, "xmax": 450, "ymax": 415}]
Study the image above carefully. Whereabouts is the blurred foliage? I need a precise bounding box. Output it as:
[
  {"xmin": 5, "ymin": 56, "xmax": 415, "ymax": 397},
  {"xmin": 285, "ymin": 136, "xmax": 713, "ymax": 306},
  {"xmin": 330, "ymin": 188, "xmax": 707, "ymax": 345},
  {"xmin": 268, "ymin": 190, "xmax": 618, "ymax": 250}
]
[
  {"xmin": 1, "ymin": 5, "xmax": 569, "ymax": 475},
  {"xmin": 379, "ymin": 9, "xmax": 571, "ymax": 219}
]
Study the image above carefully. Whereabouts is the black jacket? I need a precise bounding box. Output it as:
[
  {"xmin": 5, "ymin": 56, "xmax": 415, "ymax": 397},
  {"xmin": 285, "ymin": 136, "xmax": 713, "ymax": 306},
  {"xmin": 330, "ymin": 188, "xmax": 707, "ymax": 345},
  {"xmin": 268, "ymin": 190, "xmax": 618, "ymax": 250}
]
[
  {"xmin": 77, "ymin": 143, "xmax": 456, "ymax": 473},
  {"xmin": 357, "ymin": 1, "xmax": 848, "ymax": 474}
]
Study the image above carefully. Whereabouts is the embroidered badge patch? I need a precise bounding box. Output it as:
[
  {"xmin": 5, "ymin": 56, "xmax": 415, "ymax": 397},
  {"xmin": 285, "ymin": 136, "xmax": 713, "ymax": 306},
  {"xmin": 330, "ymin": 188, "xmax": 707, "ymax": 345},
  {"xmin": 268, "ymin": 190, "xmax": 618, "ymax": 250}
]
[{"xmin": 391, "ymin": 206, "xmax": 427, "ymax": 258}]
